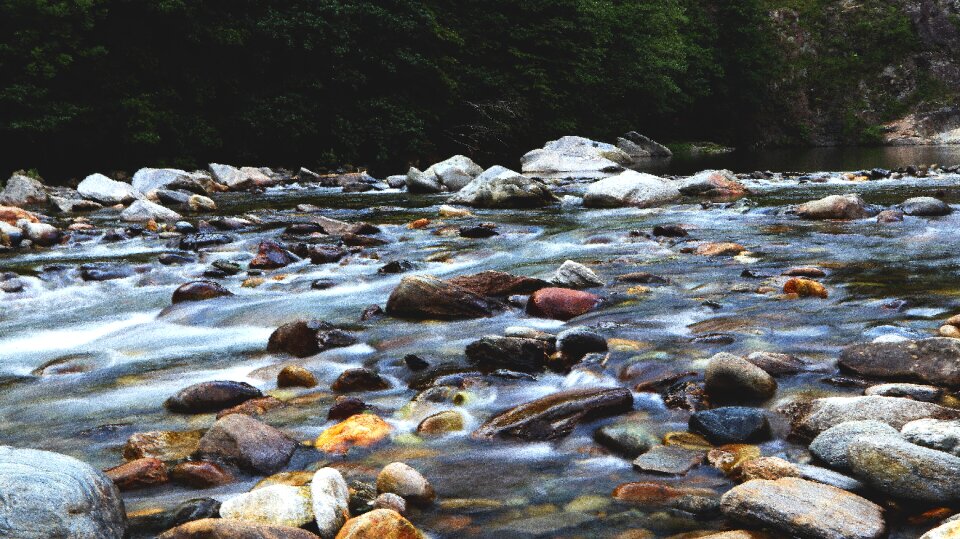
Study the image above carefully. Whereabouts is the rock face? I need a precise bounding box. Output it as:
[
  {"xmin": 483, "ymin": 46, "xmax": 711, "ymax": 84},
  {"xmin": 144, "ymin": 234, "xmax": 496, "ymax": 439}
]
[
  {"xmin": 164, "ymin": 380, "xmax": 263, "ymax": 413},
  {"xmin": 847, "ymin": 436, "xmax": 960, "ymax": 502},
  {"xmin": 705, "ymin": 353, "xmax": 777, "ymax": 402},
  {"xmin": 159, "ymin": 518, "xmax": 320, "ymax": 539},
  {"xmin": 121, "ymin": 199, "xmax": 182, "ymax": 222},
  {"xmin": 334, "ymin": 509, "xmax": 423, "ymax": 539},
  {"xmin": 0, "ymin": 174, "xmax": 47, "ymax": 206},
  {"xmin": 197, "ymin": 414, "xmax": 297, "ymax": 474},
  {"xmin": 550, "ymin": 260, "xmax": 604, "ymax": 288},
  {"xmin": 406, "ymin": 155, "xmax": 482, "ymax": 193},
  {"xmin": 903, "ymin": 418, "xmax": 960, "ymax": 456},
  {"xmin": 526, "ymin": 287, "xmax": 601, "ymax": 320},
  {"xmin": 582, "ymin": 170, "xmax": 681, "ymax": 208},
  {"xmin": 809, "ymin": 420, "xmax": 901, "ymax": 470},
  {"xmin": 793, "ymin": 396, "xmax": 960, "ymax": 438},
  {"xmin": 902, "ymin": 196, "xmax": 952, "ymax": 216},
  {"xmin": 311, "ymin": 468, "xmax": 350, "ymax": 539},
  {"xmin": 465, "ymin": 335, "xmax": 551, "ymax": 373},
  {"xmin": 838, "ymin": 338, "xmax": 960, "ymax": 387},
  {"xmin": 720, "ymin": 477, "xmax": 885, "ymax": 539},
  {"xmin": 77, "ymin": 173, "xmax": 137, "ymax": 204},
  {"xmin": 448, "ymin": 166, "xmax": 558, "ymax": 208},
  {"xmin": 0, "ymin": 446, "xmax": 127, "ymax": 538},
  {"xmin": 386, "ymin": 275, "xmax": 500, "ymax": 319},
  {"xmin": 219, "ymin": 484, "xmax": 314, "ymax": 527},
  {"xmin": 796, "ymin": 194, "xmax": 869, "ymax": 220},
  {"xmin": 521, "ymin": 136, "xmax": 631, "ymax": 175},
  {"xmin": 473, "ymin": 386, "xmax": 633, "ymax": 441}
]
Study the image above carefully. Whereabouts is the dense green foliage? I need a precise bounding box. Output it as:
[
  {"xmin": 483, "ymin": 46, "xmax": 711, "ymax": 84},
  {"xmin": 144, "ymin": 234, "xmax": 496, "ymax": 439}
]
[{"xmin": 0, "ymin": 0, "xmax": 938, "ymax": 176}]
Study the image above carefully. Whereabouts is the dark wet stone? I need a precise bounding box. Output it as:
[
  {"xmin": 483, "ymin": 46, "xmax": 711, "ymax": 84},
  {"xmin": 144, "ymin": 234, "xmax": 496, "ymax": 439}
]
[
  {"xmin": 80, "ymin": 262, "xmax": 135, "ymax": 281},
  {"xmin": 632, "ymin": 445, "xmax": 704, "ymax": 475},
  {"xmin": 104, "ymin": 457, "xmax": 168, "ymax": 491},
  {"xmin": 171, "ymin": 280, "xmax": 233, "ymax": 304},
  {"xmin": 692, "ymin": 333, "xmax": 736, "ymax": 345},
  {"xmin": 745, "ymin": 351, "xmax": 806, "ymax": 376},
  {"xmin": 689, "ymin": 407, "xmax": 771, "ymax": 444},
  {"xmin": 178, "ymin": 233, "xmax": 233, "ymax": 250},
  {"xmin": 839, "ymin": 338, "xmax": 960, "ymax": 387},
  {"xmin": 285, "ymin": 222, "xmax": 326, "ymax": 235},
  {"xmin": 348, "ymin": 480, "xmax": 378, "ymax": 516},
  {"xmin": 902, "ymin": 196, "xmax": 952, "ymax": 216},
  {"xmin": 459, "ymin": 224, "xmax": 499, "ymax": 238},
  {"xmin": 211, "ymin": 260, "xmax": 242, "ymax": 275},
  {"xmin": 311, "ymin": 278, "xmax": 337, "ymax": 290},
  {"xmin": 331, "ymin": 368, "xmax": 391, "ymax": 392},
  {"xmin": 164, "ymin": 380, "xmax": 263, "ymax": 414},
  {"xmin": 128, "ymin": 497, "xmax": 222, "ymax": 536},
  {"xmin": 342, "ymin": 232, "xmax": 388, "ymax": 247},
  {"xmin": 174, "ymin": 221, "xmax": 197, "ymax": 234},
  {"xmin": 159, "ymin": 253, "xmax": 194, "ymax": 265},
  {"xmin": 307, "ymin": 245, "xmax": 348, "ymax": 264},
  {"xmin": 170, "ymin": 461, "xmax": 234, "ymax": 488},
  {"xmin": 526, "ymin": 287, "xmax": 601, "ymax": 321},
  {"xmin": 663, "ymin": 380, "xmax": 711, "ymax": 411},
  {"xmin": 249, "ymin": 240, "xmax": 296, "ymax": 269},
  {"xmin": 266, "ymin": 319, "xmax": 355, "ymax": 358},
  {"xmin": 556, "ymin": 327, "xmax": 607, "ymax": 362},
  {"xmin": 465, "ymin": 335, "xmax": 551, "ymax": 373},
  {"xmin": 594, "ymin": 421, "xmax": 657, "ymax": 457},
  {"xmin": 196, "ymin": 414, "xmax": 297, "ymax": 474},
  {"xmin": 652, "ymin": 224, "xmax": 688, "ymax": 237},
  {"xmin": 404, "ymin": 354, "xmax": 429, "ymax": 371},
  {"xmin": 616, "ymin": 272, "xmax": 669, "ymax": 284},
  {"xmin": 446, "ymin": 270, "xmax": 550, "ymax": 297},
  {"xmin": 473, "ymin": 386, "xmax": 634, "ymax": 441},
  {"xmin": 328, "ymin": 396, "xmax": 369, "ymax": 420},
  {"xmin": 386, "ymin": 274, "xmax": 501, "ymax": 320},
  {"xmin": 378, "ymin": 260, "xmax": 416, "ymax": 274}
]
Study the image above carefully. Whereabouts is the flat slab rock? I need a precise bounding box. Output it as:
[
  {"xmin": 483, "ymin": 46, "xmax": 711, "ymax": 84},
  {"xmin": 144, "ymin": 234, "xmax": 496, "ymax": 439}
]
[
  {"xmin": 720, "ymin": 477, "xmax": 885, "ymax": 539},
  {"xmin": 839, "ymin": 338, "xmax": 960, "ymax": 387},
  {"xmin": 632, "ymin": 445, "xmax": 704, "ymax": 475}
]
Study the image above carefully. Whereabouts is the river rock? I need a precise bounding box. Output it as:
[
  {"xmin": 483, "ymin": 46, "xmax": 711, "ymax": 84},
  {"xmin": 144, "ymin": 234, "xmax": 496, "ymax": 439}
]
[
  {"xmin": 696, "ymin": 242, "xmax": 746, "ymax": 256},
  {"xmin": 121, "ymin": 199, "xmax": 182, "ymax": 222},
  {"xmin": 417, "ymin": 410, "xmax": 464, "ymax": 435},
  {"xmin": 220, "ymin": 484, "xmax": 313, "ymax": 527},
  {"xmin": 77, "ymin": 173, "xmax": 137, "ymax": 204},
  {"xmin": 902, "ymin": 196, "xmax": 952, "ymax": 216},
  {"xmin": 18, "ymin": 218, "xmax": 60, "ymax": 246},
  {"xmin": 0, "ymin": 445, "xmax": 127, "ymax": 538},
  {"xmin": 267, "ymin": 319, "xmax": 356, "ymax": 358},
  {"xmin": 556, "ymin": 327, "xmax": 607, "ymax": 361},
  {"xmin": 838, "ymin": 338, "xmax": 960, "ymax": 387},
  {"xmin": 582, "ymin": 170, "xmax": 681, "ymax": 208},
  {"xmin": 104, "ymin": 457, "xmax": 168, "ymax": 490},
  {"xmin": 407, "ymin": 155, "xmax": 482, "ymax": 193},
  {"xmin": 922, "ymin": 519, "xmax": 960, "ymax": 538},
  {"xmin": 689, "ymin": 407, "xmax": 771, "ymax": 444},
  {"xmin": 521, "ymin": 136, "xmax": 630, "ymax": 174},
  {"xmin": 847, "ymin": 436, "xmax": 960, "ymax": 502},
  {"xmin": 448, "ymin": 165, "xmax": 558, "ymax": 208},
  {"xmin": 335, "ymin": 509, "xmax": 423, "ymax": 539},
  {"xmin": 473, "ymin": 386, "xmax": 633, "ymax": 441},
  {"xmin": 526, "ymin": 287, "xmax": 601, "ymax": 320},
  {"xmin": 159, "ymin": 518, "xmax": 320, "ymax": 539},
  {"xmin": 188, "ymin": 194, "xmax": 216, "ymax": 211},
  {"xmin": 705, "ymin": 353, "xmax": 777, "ymax": 402},
  {"xmin": 217, "ymin": 396, "xmax": 285, "ymax": 419},
  {"xmin": 277, "ymin": 365, "xmax": 317, "ymax": 388},
  {"xmin": 315, "ymin": 413, "xmax": 393, "ymax": 455},
  {"xmin": 133, "ymin": 168, "xmax": 199, "ymax": 194},
  {"xmin": 165, "ymin": 380, "xmax": 263, "ymax": 413},
  {"xmin": 809, "ymin": 420, "xmax": 901, "ymax": 470},
  {"xmin": 197, "ymin": 414, "xmax": 297, "ymax": 474},
  {"xmin": 612, "ymin": 481, "xmax": 718, "ymax": 513},
  {"xmin": 864, "ymin": 382, "xmax": 942, "ymax": 401},
  {"xmin": 170, "ymin": 461, "xmax": 233, "ymax": 488},
  {"xmin": 124, "ymin": 429, "xmax": 205, "ymax": 461},
  {"xmin": 0, "ymin": 205, "xmax": 38, "ymax": 225},
  {"xmin": 678, "ymin": 169, "xmax": 748, "ymax": 198},
  {"xmin": 312, "ymin": 468, "xmax": 350, "ymax": 538},
  {"xmin": 465, "ymin": 335, "xmax": 551, "ymax": 373},
  {"xmin": 550, "ymin": 260, "xmax": 604, "ymax": 288},
  {"xmin": 902, "ymin": 418, "xmax": 960, "ymax": 456},
  {"xmin": 179, "ymin": 232, "xmax": 233, "ymax": 250},
  {"xmin": 745, "ymin": 351, "xmax": 806, "ymax": 376},
  {"xmin": 632, "ymin": 445, "xmax": 704, "ymax": 475},
  {"xmin": 0, "ymin": 173, "xmax": 47, "ymax": 206},
  {"xmin": 307, "ymin": 245, "xmax": 348, "ymax": 264},
  {"xmin": 720, "ymin": 477, "xmax": 885, "ymax": 539},
  {"xmin": 593, "ymin": 421, "xmax": 657, "ymax": 457},
  {"xmin": 209, "ymin": 163, "xmax": 271, "ymax": 190},
  {"xmin": 172, "ymin": 280, "xmax": 233, "ymax": 304},
  {"xmin": 877, "ymin": 209, "xmax": 904, "ymax": 223},
  {"xmin": 796, "ymin": 194, "xmax": 868, "ymax": 220},
  {"xmin": 446, "ymin": 271, "xmax": 549, "ymax": 297},
  {"xmin": 49, "ymin": 193, "xmax": 102, "ymax": 213},
  {"xmin": 618, "ymin": 131, "xmax": 673, "ymax": 158},
  {"xmin": 331, "ymin": 368, "xmax": 391, "ymax": 392},
  {"xmin": 0, "ymin": 221, "xmax": 23, "ymax": 246},
  {"xmin": 386, "ymin": 275, "xmax": 500, "ymax": 319},
  {"xmin": 373, "ymin": 493, "xmax": 407, "ymax": 515},
  {"xmin": 377, "ymin": 462, "xmax": 435, "ymax": 507},
  {"xmin": 793, "ymin": 396, "xmax": 960, "ymax": 438},
  {"xmin": 250, "ymin": 240, "xmax": 296, "ymax": 269}
]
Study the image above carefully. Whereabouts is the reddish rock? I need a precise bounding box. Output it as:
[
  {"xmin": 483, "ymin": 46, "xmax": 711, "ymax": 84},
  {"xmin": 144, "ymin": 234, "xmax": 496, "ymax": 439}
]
[
  {"xmin": 783, "ymin": 278, "xmax": 828, "ymax": 299},
  {"xmin": 250, "ymin": 240, "xmax": 296, "ymax": 269},
  {"xmin": 159, "ymin": 518, "xmax": 320, "ymax": 539},
  {"xmin": 446, "ymin": 271, "xmax": 549, "ymax": 297},
  {"xmin": 612, "ymin": 481, "xmax": 717, "ymax": 508},
  {"xmin": 331, "ymin": 368, "xmax": 391, "ymax": 392},
  {"xmin": 170, "ymin": 460, "xmax": 234, "ymax": 488},
  {"xmin": 104, "ymin": 457, "xmax": 168, "ymax": 490},
  {"xmin": 386, "ymin": 275, "xmax": 500, "ymax": 319},
  {"xmin": 526, "ymin": 287, "xmax": 601, "ymax": 321},
  {"xmin": 0, "ymin": 205, "xmax": 39, "ymax": 225},
  {"xmin": 216, "ymin": 396, "xmax": 286, "ymax": 419},
  {"xmin": 335, "ymin": 509, "xmax": 423, "ymax": 539},
  {"xmin": 171, "ymin": 280, "xmax": 233, "ymax": 304}
]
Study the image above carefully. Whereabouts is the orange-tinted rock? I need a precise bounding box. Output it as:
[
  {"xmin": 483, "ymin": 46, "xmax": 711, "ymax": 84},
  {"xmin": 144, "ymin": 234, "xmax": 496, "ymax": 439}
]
[
  {"xmin": 612, "ymin": 481, "xmax": 716, "ymax": 506},
  {"xmin": 335, "ymin": 509, "xmax": 424, "ymax": 539},
  {"xmin": 696, "ymin": 243, "xmax": 746, "ymax": 257},
  {"xmin": 783, "ymin": 278, "xmax": 828, "ymax": 298},
  {"xmin": 446, "ymin": 271, "xmax": 549, "ymax": 297},
  {"xmin": 0, "ymin": 205, "xmax": 39, "ymax": 225},
  {"xmin": 277, "ymin": 365, "xmax": 317, "ymax": 388},
  {"xmin": 123, "ymin": 429, "xmax": 205, "ymax": 462},
  {"xmin": 104, "ymin": 457, "xmax": 168, "ymax": 490},
  {"xmin": 158, "ymin": 518, "xmax": 320, "ymax": 539},
  {"xmin": 526, "ymin": 287, "xmax": 601, "ymax": 321},
  {"xmin": 407, "ymin": 218, "xmax": 430, "ymax": 229},
  {"xmin": 315, "ymin": 414, "xmax": 393, "ymax": 455},
  {"xmin": 170, "ymin": 460, "xmax": 234, "ymax": 488}
]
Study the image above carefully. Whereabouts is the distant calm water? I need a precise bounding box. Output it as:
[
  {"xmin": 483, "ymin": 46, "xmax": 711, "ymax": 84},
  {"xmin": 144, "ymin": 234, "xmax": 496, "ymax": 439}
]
[{"xmin": 637, "ymin": 145, "xmax": 960, "ymax": 176}]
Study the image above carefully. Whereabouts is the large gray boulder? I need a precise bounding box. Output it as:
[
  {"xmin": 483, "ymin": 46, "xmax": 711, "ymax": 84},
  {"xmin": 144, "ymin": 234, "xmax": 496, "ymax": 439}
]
[
  {"xmin": 521, "ymin": 136, "xmax": 631, "ymax": 175},
  {"xmin": 793, "ymin": 396, "xmax": 960, "ymax": 438},
  {"xmin": 582, "ymin": 170, "xmax": 681, "ymax": 208},
  {"xmin": 839, "ymin": 338, "xmax": 960, "ymax": 387},
  {"xmin": 0, "ymin": 446, "xmax": 127, "ymax": 538},
  {"xmin": 902, "ymin": 418, "xmax": 960, "ymax": 457},
  {"xmin": 448, "ymin": 166, "xmax": 557, "ymax": 208},
  {"xmin": 809, "ymin": 420, "xmax": 902, "ymax": 470},
  {"xmin": 796, "ymin": 194, "xmax": 869, "ymax": 220},
  {"xmin": 902, "ymin": 196, "xmax": 952, "ymax": 216},
  {"xmin": 720, "ymin": 477, "xmax": 885, "ymax": 539},
  {"xmin": 132, "ymin": 168, "xmax": 197, "ymax": 194},
  {"xmin": 209, "ymin": 163, "xmax": 272, "ymax": 190},
  {"xmin": 847, "ymin": 436, "xmax": 960, "ymax": 503},
  {"xmin": 120, "ymin": 199, "xmax": 182, "ymax": 222},
  {"xmin": 77, "ymin": 173, "xmax": 137, "ymax": 205},
  {"xmin": 406, "ymin": 155, "xmax": 482, "ymax": 193},
  {"xmin": 617, "ymin": 131, "xmax": 672, "ymax": 159},
  {"xmin": 0, "ymin": 174, "xmax": 47, "ymax": 206}
]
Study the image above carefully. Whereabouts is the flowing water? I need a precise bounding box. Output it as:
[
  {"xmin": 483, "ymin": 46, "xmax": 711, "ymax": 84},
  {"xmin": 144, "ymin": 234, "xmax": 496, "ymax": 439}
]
[{"xmin": 2, "ymin": 169, "xmax": 960, "ymax": 537}]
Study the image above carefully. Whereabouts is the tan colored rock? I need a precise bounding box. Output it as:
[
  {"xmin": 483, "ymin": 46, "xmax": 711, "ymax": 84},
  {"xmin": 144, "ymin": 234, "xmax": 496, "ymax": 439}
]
[
  {"xmin": 315, "ymin": 414, "xmax": 393, "ymax": 455},
  {"xmin": 159, "ymin": 518, "xmax": 320, "ymax": 538},
  {"xmin": 277, "ymin": 365, "xmax": 318, "ymax": 388},
  {"xmin": 335, "ymin": 509, "xmax": 424, "ymax": 539},
  {"xmin": 123, "ymin": 429, "xmax": 204, "ymax": 462}
]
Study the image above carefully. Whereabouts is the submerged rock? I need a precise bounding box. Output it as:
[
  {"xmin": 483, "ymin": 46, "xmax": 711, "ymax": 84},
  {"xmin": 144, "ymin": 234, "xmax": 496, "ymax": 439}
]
[
  {"xmin": 171, "ymin": 281, "xmax": 233, "ymax": 304},
  {"xmin": 526, "ymin": 287, "xmax": 601, "ymax": 320},
  {"xmin": 720, "ymin": 478, "xmax": 885, "ymax": 539},
  {"xmin": 446, "ymin": 271, "xmax": 549, "ymax": 297},
  {"xmin": 0, "ymin": 446, "xmax": 128, "ymax": 538},
  {"xmin": 632, "ymin": 445, "xmax": 704, "ymax": 475},
  {"xmin": 796, "ymin": 194, "xmax": 868, "ymax": 220},
  {"xmin": 164, "ymin": 380, "xmax": 262, "ymax": 414},
  {"xmin": 582, "ymin": 170, "xmax": 680, "ymax": 208},
  {"xmin": 473, "ymin": 386, "xmax": 633, "ymax": 441},
  {"xmin": 902, "ymin": 196, "xmax": 952, "ymax": 216},
  {"xmin": 550, "ymin": 260, "xmax": 604, "ymax": 288},
  {"xmin": 417, "ymin": 410, "xmax": 465, "ymax": 436},
  {"xmin": 197, "ymin": 414, "xmax": 297, "ymax": 474},
  {"xmin": 386, "ymin": 275, "xmax": 500, "ymax": 319},
  {"xmin": 745, "ymin": 351, "xmax": 806, "ymax": 376},
  {"xmin": 838, "ymin": 338, "xmax": 960, "ymax": 387},
  {"xmin": 448, "ymin": 166, "xmax": 558, "ymax": 208},
  {"xmin": 594, "ymin": 421, "xmax": 657, "ymax": 457},
  {"xmin": 848, "ymin": 436, "xmax": 960, "ymax": 502}
]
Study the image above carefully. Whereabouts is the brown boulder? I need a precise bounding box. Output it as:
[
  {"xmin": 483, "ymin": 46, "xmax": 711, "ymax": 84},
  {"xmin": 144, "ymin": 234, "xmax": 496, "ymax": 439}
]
[
  {"xmin": 277, "ymin": 365, "xmax": 317, "ymax": 388},
  {"xmin": 159, "ymin": 518, "xmax": 320, "ymax": 539},
  {"xmin": 0, "ymin": 205, "xmax": 39, "ymax": 225},
  {"xmin": 335, "ymin": 509, "xmax": 424, "ymax": 539},
  {"xmin": 197, "ymin": 414, "xmax": 297, "ymax": 474},
  {"xmin": 446, "ymin": 271, "xmax": 549, "ymax": 297},
  {"xmin": 249, "ymin": 240, "xmax": 296, "ymax": 269},
  {"xmin": 104, "ymin": 457, "xmax": 168, "ymax": 490},
  {"xmin": 526, "ymin": 287, "xmax": 601, "ymax": 321},
  {"xmin": 170, "ymin": 460, "xmax": 234, "ymax": 488},
  {"xmin": 172, "ymin": 281, "xmax": 233, "ymax": 304},
  {"xmin": 386, "ymin": 275, "xmax": 500, "ymax": 319}
]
